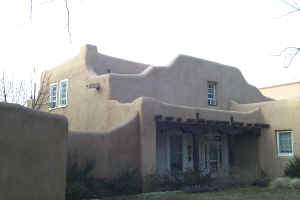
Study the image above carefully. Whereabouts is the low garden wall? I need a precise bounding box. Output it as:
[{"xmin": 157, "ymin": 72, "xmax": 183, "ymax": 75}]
[{"xmin": 0, "ymin": 103, "xmax": 68, "ymax": 200}]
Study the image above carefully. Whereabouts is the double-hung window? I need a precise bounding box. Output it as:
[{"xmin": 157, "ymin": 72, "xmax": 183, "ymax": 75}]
[
  {"xmin": 49, "ymin": 83, "xmax": 58, "ymax": 109},
  {"xmin": 208, "ymin": 82, "xmax": 217, "ymax": 106},
  {"xmin": 276, "ymin": 131, "xmax": 294, "ymax": 157},
  {"xmin": 59, "ymin": 79, "xmax": 68, "ymax": 106},
  {"xmin": 49, "ymin": 79, "xmax": 68, "ymax": 109}
]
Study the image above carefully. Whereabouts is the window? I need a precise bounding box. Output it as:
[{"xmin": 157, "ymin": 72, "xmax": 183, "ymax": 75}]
[
  {"xmin": 208, "ymin": 82, "xmax": 217, "ymax": 105},
  {"xmin": 48, "ymin": 79, "xmax": 68, "ymax": 109},
  {"xmin": 59, "ymin": 79, "xmax": 68, "ymax": 106},
  {"xmin": 277, "ymin": 131, "xmax": 293, "ymax": 156},
  {"xmin": 49, "ymin": 83, "xmax": 58, "ymax": 109}
]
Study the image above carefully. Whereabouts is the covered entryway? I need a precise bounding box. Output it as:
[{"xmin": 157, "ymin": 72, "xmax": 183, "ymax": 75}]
[{"xmin": 155, "ymin": 114, "xmax": 269, "ymax": 176}]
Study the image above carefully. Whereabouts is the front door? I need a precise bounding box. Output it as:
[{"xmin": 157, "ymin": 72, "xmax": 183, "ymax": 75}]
[{"xmin": 201, "ymin": 140, "xmax": 223, "ymax": 173}]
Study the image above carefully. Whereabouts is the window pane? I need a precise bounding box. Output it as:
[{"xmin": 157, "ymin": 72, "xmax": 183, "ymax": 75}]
[
  {"xmin": 208, "ymin": 82, "xmax": 216, "ymax": 105},
  {"xmin": 278, "ymin": 132, "xmax": 292, "ymax": 154},
  {"xmin": 49, "ymin": 84, "xmax": 57, "ymax": 108},
  {"xmin": 60, "ymin": 81, "xmax": 68, "ymax": 106}
]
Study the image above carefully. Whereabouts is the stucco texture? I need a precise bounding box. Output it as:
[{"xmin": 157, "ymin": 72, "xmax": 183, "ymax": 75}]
[
  {"xmin": 230, "ymin": 98, "xmax": 300, "ymax": 177},
  {"xmin": 68, "ymin": 113, "xmax": 141, "ymax": 178},
  {"xmin": 108, "ymin": 55, "xmax": 269, "ymax": 108},
  {"xmin": 0, "ymin": 103, "xmax": 67, "ymax": 200},
  {"xmin": 260, "ymin": 82, "xmax": 300, "ymax": 100},
  {"xmin": 41, "ymin": 44, "xmax": 299, "ymax": 179}
]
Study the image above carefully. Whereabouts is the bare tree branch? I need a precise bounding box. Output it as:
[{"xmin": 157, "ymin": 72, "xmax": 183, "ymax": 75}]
[
  {"xmin": 30, "ymin": 0, "xmax": 33, "ymax": 21},
  {"xmin": 280, "ymin": 0, "xmax": 300, "ymax": 17},
  {"xmin": 275, "ymin": 47, "xmax": 300, "ymax": 67},
  {"xmin": 30, "ymin": 71, "xmax": 52, "ymax": 110},
  {"xmin": 64, "ymin": 0, "xmax": 72, "ymax": 43},
  {"xmin": 0, "ymin": 68, "xmax": 51, "ymax": 109},
  {"xmin": 29, "ymin": 0, "xmax": 72, "ymax": 42},
  {"xmin": 274, "ymin": 1, "xmax": 300, "ymax": 67}
]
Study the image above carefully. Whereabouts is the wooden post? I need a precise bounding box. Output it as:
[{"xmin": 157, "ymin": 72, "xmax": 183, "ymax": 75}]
[
  {"xmin": 227, "ymin": 134, "xmax": 234, "ymax": 167},
  {"xmin": 193, "ymin": 134, "xmax": 199, "ymax": 170}
]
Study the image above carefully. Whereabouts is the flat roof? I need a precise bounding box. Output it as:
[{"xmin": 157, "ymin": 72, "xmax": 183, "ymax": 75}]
[{"xmin": 259, "ymin": 81, "xmax": 300, "ymax": 90}]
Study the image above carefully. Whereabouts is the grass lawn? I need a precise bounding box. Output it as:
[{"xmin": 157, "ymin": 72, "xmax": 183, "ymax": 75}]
[{"xmin": 103, "ymin": 187, "xmax": 300, "ymax": 200}]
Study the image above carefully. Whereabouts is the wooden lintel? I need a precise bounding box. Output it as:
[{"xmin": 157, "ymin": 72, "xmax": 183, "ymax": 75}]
[
  {"xmin": 165, "ymin": 116, "xmax": 174, "ymax": 121},
  {"xmin": 186, "ymin": 118, "xmax": 196, "ymax": 123},
  {"xmin": 254, "ymin": 123, "xmax": 270, "ymax": 128}
]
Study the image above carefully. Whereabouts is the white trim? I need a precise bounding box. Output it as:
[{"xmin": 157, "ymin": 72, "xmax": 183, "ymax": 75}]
[
  {"xmin": 49, "ymin": 82, "xmax": 58, "ymax": 110},
  {"xmin": 208, "ymin": 81, "xmax": 217, "ymax": 106},
  {"xmin": 59, "ymin": 79, "xmax": 68, "ymax": 107},
  {"xmin": 276, "ymin": 130, "xmax": 294, "ymax": 157}
]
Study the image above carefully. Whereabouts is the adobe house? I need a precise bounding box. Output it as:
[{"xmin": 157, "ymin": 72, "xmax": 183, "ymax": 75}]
[
  {"xmin": 260, "ymin": 81, "xmax": 300, "ymax": 100},
  {"xmin": 40, "ymin": 44, "xmax": 300, "ymax": 179}
]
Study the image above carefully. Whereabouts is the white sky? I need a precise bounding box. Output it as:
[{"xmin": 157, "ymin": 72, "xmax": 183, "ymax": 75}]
[{"xmin": 0, "ymin": 0, "xmax": 300, "ymax": 87}]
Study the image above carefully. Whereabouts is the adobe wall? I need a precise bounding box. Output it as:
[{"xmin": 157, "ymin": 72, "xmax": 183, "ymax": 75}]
[
  {"xmin": 41, "ymin": 46, "xmax": 141, "ymax": 133},
  {"xmin": 231, "ymin": 134, "xmax": 260, "ymax": 180},
  {"xmin": 260, "ymin": 83, "xmax": 300, "ymax": 100},
  {"xmin": 85, "ymin": 44, "xmax": 149, "ymax": 75},
  {"xmin": 0, "ymin": 103, "xmax": 67, "ymax": 200},
  {"xmin": 68, "ymin": 113, "xmax": 141, "ymax": 178},
  {"xmin": 230, "ymin": 98, "xmax": 300, "ymax": 177},
  {"xmin": 109, "ymin": 55, "xmax": 269, "ymax": 109}
]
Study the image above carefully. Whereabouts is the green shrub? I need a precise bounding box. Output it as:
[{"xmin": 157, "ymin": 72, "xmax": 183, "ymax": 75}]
[
  {"xmin": 145, "ymin": 170, "xmax": 213, "ymax": 192},
  {"xmin": 183, "ymin": 169, "xmax": 212, "ymax": 186},
  {"xmin": 289, "ymin": 178, "xmax": 300, "ymax": 189},
  {"xmin": 269, "ymin": 177, "xmax": 292, "ymax": 189},
  {"xmin": 97, "ymin": 169, "xmax": 142, "ymax": 196},
  {"xmin": 66, "ymin": 159, "xmax": 97, "ymax": 200},
  {"xmin": 284, "ymin": 157, "xmax": 300, "ymax": 178},
  {"xmin": 66, "ymin": 154, "xmax": 142, "ymax": 199}
]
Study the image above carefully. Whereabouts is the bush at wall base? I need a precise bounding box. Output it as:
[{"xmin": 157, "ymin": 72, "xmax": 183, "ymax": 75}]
[
  {"xmin": 284, "ymin": 156, "xmax": 300, "ymax": 178},
  {"xmin": 66, "ymin": 158, "xmax": 142, "ymax": 200}
]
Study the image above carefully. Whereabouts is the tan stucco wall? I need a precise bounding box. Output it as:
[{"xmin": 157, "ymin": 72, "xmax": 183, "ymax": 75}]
[
  {"xmin": 41, "ymin": 46, "xmax": 141, "ymax": 132},
  {"xmin": 40, "ymin": 44, "xmax": 281, "ymax": 179},
  {"xmin": 230, "ymin": 98, "xmax": 300, "ymax": 177},
  {"xmin": 41, "ymin": 44, "xmax": 270, "ymax": 133},
  {"xmin": 85, "ymin": 45, "xmax": 148, "ymax": 75},
  {"xmin": 260, "ymin": 83, "xmax": 300, "ymax": 100},
  {"xmin": 68, "ymin": 113, "xmax": 141, "ymax": 178},
  {"xmin": 109, "ymin": 55, "xmax": 269, "ymax": 108},
  {"xmin": 0, "ymin": 103, "xmax": 67, "ymax": 200},
  {"xmin": 231, "ymin": 134, "xmax": 260, "ymax": 178}
]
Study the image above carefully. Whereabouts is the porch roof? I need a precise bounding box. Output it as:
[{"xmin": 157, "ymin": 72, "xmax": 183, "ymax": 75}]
[{"xmin": 154, "ymin": 113, "xmax": 269, "ymax": 136}]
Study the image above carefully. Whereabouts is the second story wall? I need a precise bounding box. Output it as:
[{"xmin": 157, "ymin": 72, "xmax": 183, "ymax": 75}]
[
  {"xmin": 109, "ymin": 55, "xmax": 270, "ymax": 109},
  {"xmin": 39, "ymin": 46, "xmax": 140, "ymax": 132}
]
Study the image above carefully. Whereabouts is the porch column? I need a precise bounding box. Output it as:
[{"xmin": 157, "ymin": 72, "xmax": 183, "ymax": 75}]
[
  {"xmin": 193, "ymin": 134, "xmax": 199, "ymax": 170},
  {"xmin": 227, "ymin": 134, "xmax": 234, "ymax": 167}
]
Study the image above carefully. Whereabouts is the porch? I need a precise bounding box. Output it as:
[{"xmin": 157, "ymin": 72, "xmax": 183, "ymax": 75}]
[{"xmin": 155, "ymin": 114, "xmax": 269, "ymax": 176}]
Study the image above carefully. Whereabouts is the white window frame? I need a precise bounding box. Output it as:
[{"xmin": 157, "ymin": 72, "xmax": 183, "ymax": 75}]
[
  {"xmin": 59, "ymin": 79, "xmax": 68, "ymax": 107},
  {"xmin": 49, "ymin": 82, "xmax": 58, "ymax": 109},
  {"xmin": 208, "ymin": 81, "xmax": 217, "ymax": 106},
  {"xmin": 276, "ymin": 130, "xmax": 294, "ymax": 157}
]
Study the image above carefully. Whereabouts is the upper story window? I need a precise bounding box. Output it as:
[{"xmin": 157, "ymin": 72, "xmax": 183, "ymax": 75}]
[
  {"xmin": 49, "ymin": 79, "xmax": 68, "ymax": 109},
  {"xmin": 49, "ymin": 83, "xmax": 58, "ymax": 109},
  {"xmin": 59, "ymin": 79, "xmax": 68, "ymax": 106},
  {"xmin": 276, "ymin": 130, "xmax": 293, "ymax": 157},
  {"xmin": 208, "ymin": 81, "xmax": 217, "ymax": 106}
]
